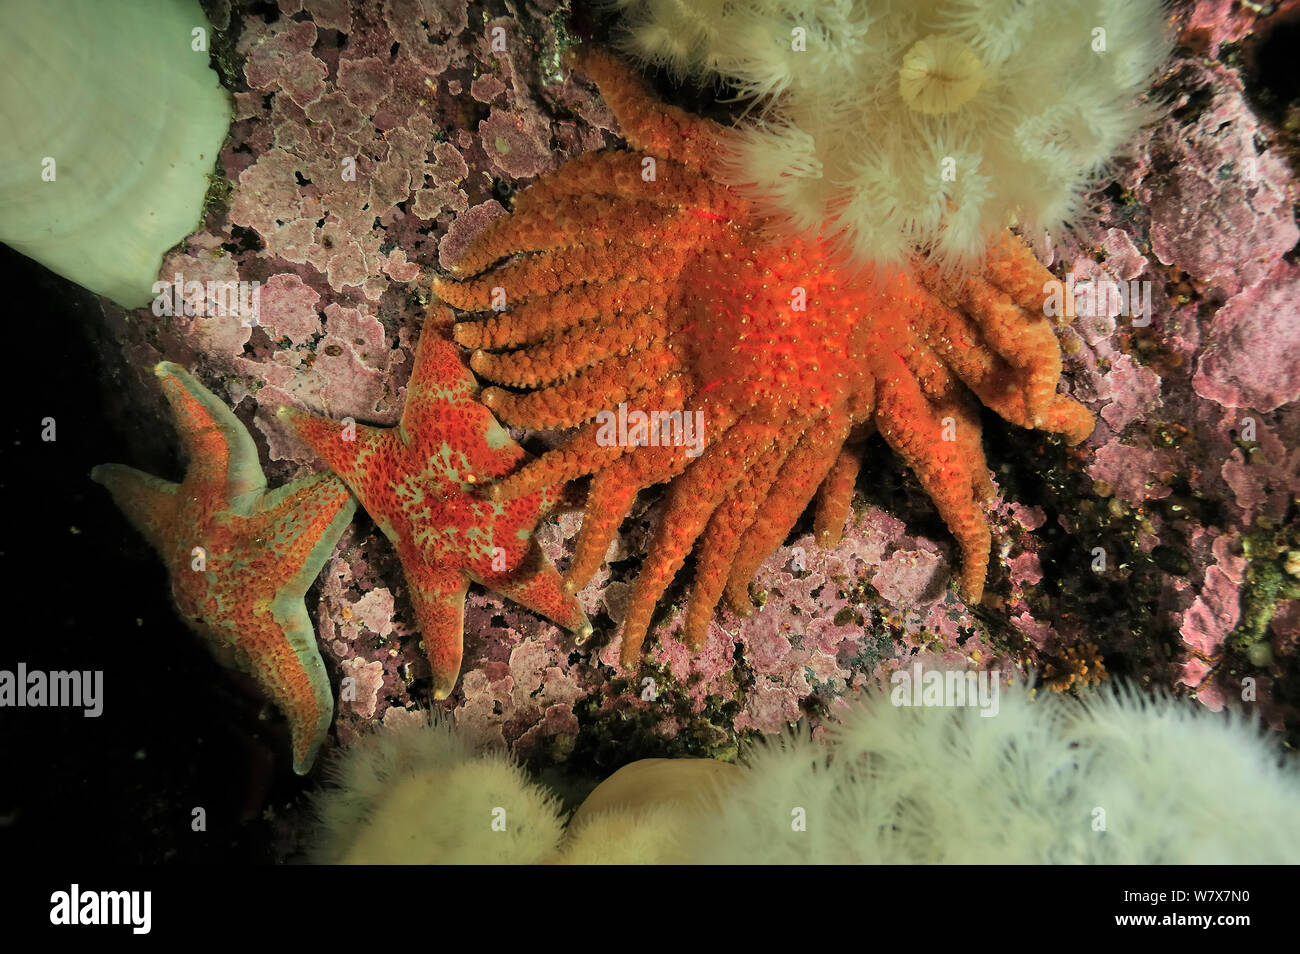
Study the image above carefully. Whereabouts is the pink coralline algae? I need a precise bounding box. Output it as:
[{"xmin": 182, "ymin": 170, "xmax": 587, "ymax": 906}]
[
  {"xmin": 1194, "ymin": 262, "xmax": 1300, "ymax": 412},
  {"xmin": 1087, "ymin": 440, "xmax": 1178, "ymax": 508},
  {"xmin": 1140, "ymin": 63, "xmax": 1298, "ymax": 300},
  {"xmin": 1180, "ymin": 0, "xmax": 1258, "ymax": 57},
  {"xmin": 1182, "ymin": 558, "xmax": 1244, "ymax": 658},
  {"xmin": 598, "ymin": 503, "xmax": 1018, "ymax": 736},
  {"xmin": 87, "ymin": 0, "xmax": 1300, "ymax": 773},
  {"xmin": 1044, "ymin": 33, "xmax": 1300, "ymax": 726}
]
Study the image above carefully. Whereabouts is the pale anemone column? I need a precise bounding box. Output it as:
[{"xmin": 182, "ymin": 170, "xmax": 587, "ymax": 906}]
[{"xmin": 0, "ymin": 0, "xmax": 231, "ymax": 307}]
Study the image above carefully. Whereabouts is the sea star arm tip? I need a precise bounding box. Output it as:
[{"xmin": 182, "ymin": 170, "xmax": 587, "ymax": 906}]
[
  {"xmin": 407, "ymin": 566, "xmax": 470, "ymax": 700},
  {"xmin": 155, "ymin": 362, "xmax": 268, "ymax": 501},
  {"xmin": 89, "ymin": 462, "xmax": 182, "ymax": 553},
  {"xmin": 265, "ymin": 597, "xmax": 337, "ymax": 775}
]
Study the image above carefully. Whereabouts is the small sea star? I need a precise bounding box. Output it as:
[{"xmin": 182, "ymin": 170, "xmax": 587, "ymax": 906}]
[
  {"xmin": 434, "ymin": 48, "xmax": 1093, "ymax": 667},
  {"xmin": 277, "ymin": 307, "xmax": 591, "ymax": 699},
  {"xmin": 92, "ymin": 362, "xmax": 357, "ymax": 774}
]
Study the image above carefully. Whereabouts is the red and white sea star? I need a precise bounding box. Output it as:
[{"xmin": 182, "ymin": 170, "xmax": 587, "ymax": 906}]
[
  {"xmin": 92, "ymin": 363, "xmax": 357, "ymax": 774},
  {"xmin": 278, "ymin": 309, "xmax": 590, "ymax": 700}
]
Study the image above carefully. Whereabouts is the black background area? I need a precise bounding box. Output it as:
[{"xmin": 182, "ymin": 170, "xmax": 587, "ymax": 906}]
[{"xmin": 0, "ymin": 244, "xmax": 302, "ymax": 865}]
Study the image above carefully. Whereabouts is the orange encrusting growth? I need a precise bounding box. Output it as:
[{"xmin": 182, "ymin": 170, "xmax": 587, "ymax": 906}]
[{"xmin": 434, "ymin": 47, "xmax": 1093, "ymax": 668}]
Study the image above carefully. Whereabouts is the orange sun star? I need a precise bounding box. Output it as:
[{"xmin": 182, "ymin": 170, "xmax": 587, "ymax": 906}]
[{"xmin": 434, "ymin": 48, "xmax": 1093, "ymax": 668}]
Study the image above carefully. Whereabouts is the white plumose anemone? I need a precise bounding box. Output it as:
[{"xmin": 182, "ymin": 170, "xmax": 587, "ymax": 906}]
[
  {"xmin": 308, "ymin": 685, "xmax": 1300, "ymax": 864},
  {"xmin": 614, "ymin": 0, "xmax": 1169, "ymax": 269},
  {"xmin": 688, "ymin": 682, "xmax": 1300, "ymax": 864}
]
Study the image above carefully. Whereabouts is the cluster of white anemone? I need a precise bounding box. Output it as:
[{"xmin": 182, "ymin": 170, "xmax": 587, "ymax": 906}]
[
  {"xmin": 610, "ymin": 0, "xmax": 1169, "ymax": 270},
  {"xmin": 309, "ymin": 684, "xmax": 1300, "ymax": 864}
]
